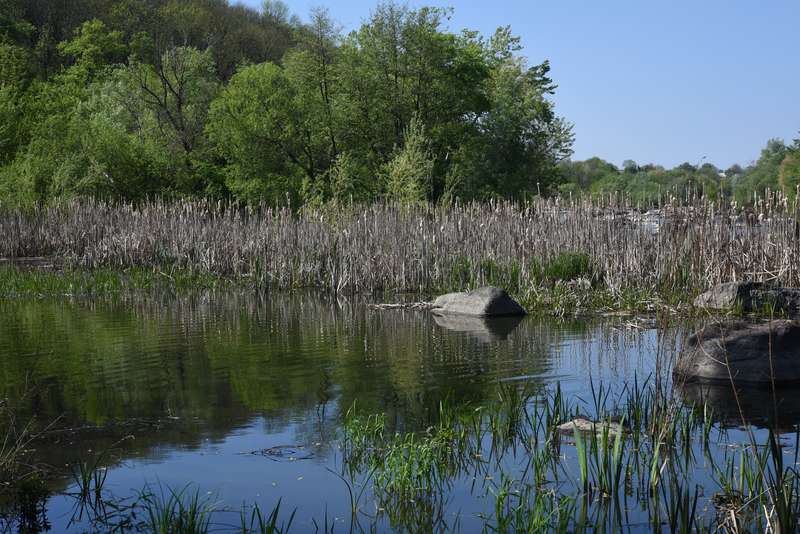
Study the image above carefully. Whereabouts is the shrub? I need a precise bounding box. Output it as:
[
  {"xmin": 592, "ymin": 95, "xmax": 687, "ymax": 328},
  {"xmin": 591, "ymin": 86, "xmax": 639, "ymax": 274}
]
[{"xmin": 383, "ymin": 116, "xmax": 434, "ymax": 203}]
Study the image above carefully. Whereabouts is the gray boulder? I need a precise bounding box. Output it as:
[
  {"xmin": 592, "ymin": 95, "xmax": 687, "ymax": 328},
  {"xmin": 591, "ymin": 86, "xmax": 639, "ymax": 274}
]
[
  {"xmin": 431, "ymin": 287, "xmax": 526, "ymax": 317},
  {"xmin": 673, "ymin": 320, "xmax": 800, "ymax": 384},
  {"xmin": 694, "ymin": 281, "xmax": 800, "ymax": 312}
]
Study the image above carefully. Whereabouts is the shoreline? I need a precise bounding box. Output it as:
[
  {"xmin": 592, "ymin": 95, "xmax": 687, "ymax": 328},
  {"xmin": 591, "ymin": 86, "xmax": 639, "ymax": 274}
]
[{"xmin": 1, "ymin": 262, "xmax": 793, "ymax": 321}]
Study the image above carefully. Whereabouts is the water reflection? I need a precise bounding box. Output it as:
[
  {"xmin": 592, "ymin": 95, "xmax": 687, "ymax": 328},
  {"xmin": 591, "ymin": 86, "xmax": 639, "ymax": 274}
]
[
  {"xmin": 0, "ymin": 292, "xmax": 660, "ymax": 450},
  {"xmin": 677, "ymin": 380, "xmax": 800, "ymax": 429},
  {"xmin": 431, "ymin": 314, "xmax": 524, "ymax": 342},
  {"xmin": 0, "ymin": 291, "xmax": 668, "ymax": 532}
]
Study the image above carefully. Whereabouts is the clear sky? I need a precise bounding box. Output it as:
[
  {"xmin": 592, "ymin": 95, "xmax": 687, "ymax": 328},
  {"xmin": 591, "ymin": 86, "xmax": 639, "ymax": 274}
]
[{"xmin": 239, "ymin": 0, "xmax": 798, "ymax": 170}]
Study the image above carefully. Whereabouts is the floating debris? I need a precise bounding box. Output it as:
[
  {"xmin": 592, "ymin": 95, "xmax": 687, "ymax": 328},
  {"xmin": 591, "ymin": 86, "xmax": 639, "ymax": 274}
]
[
  {"xmin": 368, "ymin": 301, "xmax": 433, "ymax": 311},
  {"xmin": 243, "ymin": 445, "xmax": 314, "ymax": 462}
]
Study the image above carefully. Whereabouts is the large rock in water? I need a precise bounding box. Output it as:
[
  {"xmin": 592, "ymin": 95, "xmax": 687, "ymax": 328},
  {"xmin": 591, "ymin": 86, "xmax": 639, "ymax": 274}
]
[
  {"xmin": 694, "ymin": 281, "xmax": 800, "ymax": 312},
  {"xmin": 431, "ymin": 287, "xmax": 526, "ymax": 317},
  {"xmin": 673, "ymin": 320, "xmax": 800, "ymax": 384}
]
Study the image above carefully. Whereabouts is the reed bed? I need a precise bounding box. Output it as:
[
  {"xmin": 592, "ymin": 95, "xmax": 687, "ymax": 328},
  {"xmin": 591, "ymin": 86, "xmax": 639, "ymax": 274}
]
[{"xmin": 1, "ymin": 192, "xmax": 799, "ymax": 303}]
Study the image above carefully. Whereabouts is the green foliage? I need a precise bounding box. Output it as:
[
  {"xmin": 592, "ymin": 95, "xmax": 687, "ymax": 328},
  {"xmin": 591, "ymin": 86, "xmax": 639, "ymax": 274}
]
[
  {"xmin": 733, "ymin": 138, "xmax": 788, "ymax": 203},
  {"xmin": 326, "ymin": 152, "xmax": 373, "ymax": 205},
  {"xmin": 57, "ymin": 19, "xmax": 126, "ymax": 76},
  {"xmin": 1, "ymin": 1, "xmax": 575, "ymax": 205},
  {"xmin": 207, "ymin": 62, "xmax": 301, "ymax": 205},
  {"xmin": 0, "ymin": 41, "xmax": 30, "ymax": 85},
  {"xmin": 383, "ymin": 117, "xmax": 435, "ymax": 202},
  {"xmin": 778, "ymin": 148, "xmax": 800, "ymax": 200},
  {"xmin": 536, "ymin": 252, "xmax": 595, "ymax": 283},
  {"xmin": 0, "ymin": 85, "xmax": 23, "ymax": 163}
]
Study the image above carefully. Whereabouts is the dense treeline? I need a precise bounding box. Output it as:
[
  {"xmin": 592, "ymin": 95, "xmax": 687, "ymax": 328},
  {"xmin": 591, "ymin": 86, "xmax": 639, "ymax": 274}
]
[
  {"xmin": 1, "ymin": 0, "xmax": 796, "ymax": 207},
  {"xmin": 559, "ymin": 137, "xmax": 800, "ymax": 205},
  {"xmin": 0, "ymin": 0, "xmax": 573, "ymax": 205}
]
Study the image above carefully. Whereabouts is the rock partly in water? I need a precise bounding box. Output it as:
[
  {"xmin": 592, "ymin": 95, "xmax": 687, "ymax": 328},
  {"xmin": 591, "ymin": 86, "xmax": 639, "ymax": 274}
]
[
  {"xmin": 673, "ymin": 320, "xmax": 800, "ymax": 384},
  {"xmin": 694, "ymin": 281, "xmax": 800, "ymax": 312},
  {"xmin": 432, "ymin": 314, "xmax": 524, "ymax": 342},
  {"xmin": 431, "ymin": 287, "xmax": 526, "ymax": 317}
]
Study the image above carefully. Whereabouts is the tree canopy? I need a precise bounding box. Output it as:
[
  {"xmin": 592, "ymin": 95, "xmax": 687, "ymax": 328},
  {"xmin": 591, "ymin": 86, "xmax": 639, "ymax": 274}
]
[
  {"xmin": 1, "ymin": 0, "xmax": 794, "ymax": 207},
  {"xmin": 0, "ymin": 0, "xmax": 575, "ymax": 206}
]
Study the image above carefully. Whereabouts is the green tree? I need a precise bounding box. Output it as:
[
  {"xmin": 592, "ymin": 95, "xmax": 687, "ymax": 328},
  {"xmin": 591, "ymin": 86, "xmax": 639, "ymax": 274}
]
[
  {"xmin": 560, "ymin": 157, "xmax": 619, "ymax": 190},
  {"xmin": 57, "ymin": 19, "xmax": 127, "ymax": 78},
  {"xmin": 457, "ymin": 48, "xmax": 573, "ymax": 198},
  {"xmin": 122, "ymin": 46, "xmax": 219, "ymax": 192},
  {"xmin": 282, "ymin": 7, "xmax": 343, "ymax": 194},
  {"xmin": 779, "ymin": 139, "xmax": 800, "ymax": 200},
  {"xmin": 383, "ymin": 116, "xmax": 435, "ymax": 202},
  {"xmin": 206, "ymin": 62, "xmax": 303, "ymax": 204},
  {"xmin": 734, "ymin": 139, "xmax": 788, "ymax": 202}
]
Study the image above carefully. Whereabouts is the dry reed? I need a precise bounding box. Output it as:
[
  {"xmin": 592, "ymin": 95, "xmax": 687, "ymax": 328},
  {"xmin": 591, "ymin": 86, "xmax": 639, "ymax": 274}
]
[{"xmin": 1, "ymin": 191, "xmax": 797, "ymax": 300}]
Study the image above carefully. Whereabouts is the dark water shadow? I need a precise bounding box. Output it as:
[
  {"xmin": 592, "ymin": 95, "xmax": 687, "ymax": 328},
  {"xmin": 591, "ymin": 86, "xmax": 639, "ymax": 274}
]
[
  {"xmin": 432, "ymin": 314, "xmax": 524, "ymax": 342},
  {"xmin": 677, "ymin": 380, "xmax": 800, "ymax": 430}
]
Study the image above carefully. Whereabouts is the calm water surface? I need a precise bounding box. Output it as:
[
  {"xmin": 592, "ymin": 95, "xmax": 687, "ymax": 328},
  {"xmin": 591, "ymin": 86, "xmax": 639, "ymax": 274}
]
[{"xmin": 0, "ymin": 292, "xmax": 786, "ymax": 532}]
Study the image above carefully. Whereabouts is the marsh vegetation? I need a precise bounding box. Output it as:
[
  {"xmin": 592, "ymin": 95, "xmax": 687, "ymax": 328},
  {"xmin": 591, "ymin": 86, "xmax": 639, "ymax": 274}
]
[{"xmin": 2, "ymin": 193, "xmax": 799, "ymax": 314}]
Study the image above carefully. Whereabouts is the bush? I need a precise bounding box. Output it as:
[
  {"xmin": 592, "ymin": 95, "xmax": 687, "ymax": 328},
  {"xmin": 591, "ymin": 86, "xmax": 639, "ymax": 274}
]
[{"xmin": 383, "ymin": 116, "xmax": 434, "ymax": 203}]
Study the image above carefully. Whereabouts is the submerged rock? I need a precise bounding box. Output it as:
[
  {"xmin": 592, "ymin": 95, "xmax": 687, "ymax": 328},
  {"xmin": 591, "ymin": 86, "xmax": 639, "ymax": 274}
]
[
  {"xmin": 431, "ymin": 287, "xmax": 526, "ymax": 317},
  {"xmin": 556, "ymin": 417, "xmax": 627, "ymax": 437},
  {"xmin": 693, "ymin": 281, "xmax": 800, "ymax": 313},
  {"xmin": 673, "ymin": 320, "xmax": 800, "ymax": 384}
]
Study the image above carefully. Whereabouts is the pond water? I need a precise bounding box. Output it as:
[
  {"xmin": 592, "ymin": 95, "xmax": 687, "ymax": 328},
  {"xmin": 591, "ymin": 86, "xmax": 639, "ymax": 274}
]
[{"xmin": 0, "ymin": 292, "xmax": 793, "ymax": 532}]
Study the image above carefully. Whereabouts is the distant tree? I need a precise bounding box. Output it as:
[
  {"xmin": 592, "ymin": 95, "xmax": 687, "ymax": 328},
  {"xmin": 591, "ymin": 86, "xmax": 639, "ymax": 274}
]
[
  {"xmin": 734, "ymin": 139, "xmax": 788, "ymax": 202},
  {"xmin": 262, "ymin": 0, "xmax": 290, "ymax": 24},
  {"xmin": 622, "ymin": 160, "xmax": 638, "ymax": 174},
  {"xmin": 560, "ymin": 157, "xmax": 618, "ymax": 189},
  {"xmin": 125, "ymin": 47, "xmax": 218, "ymax": 166},
  {"xmin": 779, "ymin": 150, "xmax": 800, "ymax": 200},
  {"xmin": 725, "ymin": 164, "xmax": 744, "ymax": 177}
]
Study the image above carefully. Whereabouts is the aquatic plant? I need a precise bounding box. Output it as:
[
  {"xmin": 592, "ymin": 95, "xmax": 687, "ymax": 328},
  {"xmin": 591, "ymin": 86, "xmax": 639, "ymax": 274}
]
[
  {"xmin": 239, "ymin": 500, "xmax": 296, "ymax": 534},
  {"xmin": 0, "ymin": 192, "xmax": 798, "ymax": 311},
  {"xmin": 137, "ymin": 484, "xmax": 215, "ymax": 534}
]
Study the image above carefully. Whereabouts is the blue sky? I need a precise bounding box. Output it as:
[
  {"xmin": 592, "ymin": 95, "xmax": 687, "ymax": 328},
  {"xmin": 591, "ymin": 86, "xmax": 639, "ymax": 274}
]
[{"xmin": 240, "ymin": 0, "xmax": 798, "ymax": 169}]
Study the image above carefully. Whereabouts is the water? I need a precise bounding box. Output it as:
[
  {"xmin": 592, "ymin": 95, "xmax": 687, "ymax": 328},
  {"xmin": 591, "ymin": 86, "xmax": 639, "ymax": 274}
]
[{"xmin": 0, "ymin": 292, "xmax": 788, "ymax": 532}]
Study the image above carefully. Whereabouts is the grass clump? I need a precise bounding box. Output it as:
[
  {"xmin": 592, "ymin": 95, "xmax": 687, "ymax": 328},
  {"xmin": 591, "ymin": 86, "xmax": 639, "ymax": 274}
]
[
  {"xmin": 137, "ymin": 484, "xmax": 215, "ymax": 534},
  {"xmin": 536, "ymin": 252, "xmax": 597, "ymax": 284},
  {"xmin": 0, "ymin": 266, "xmax": 235, "ymax": 297}
]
